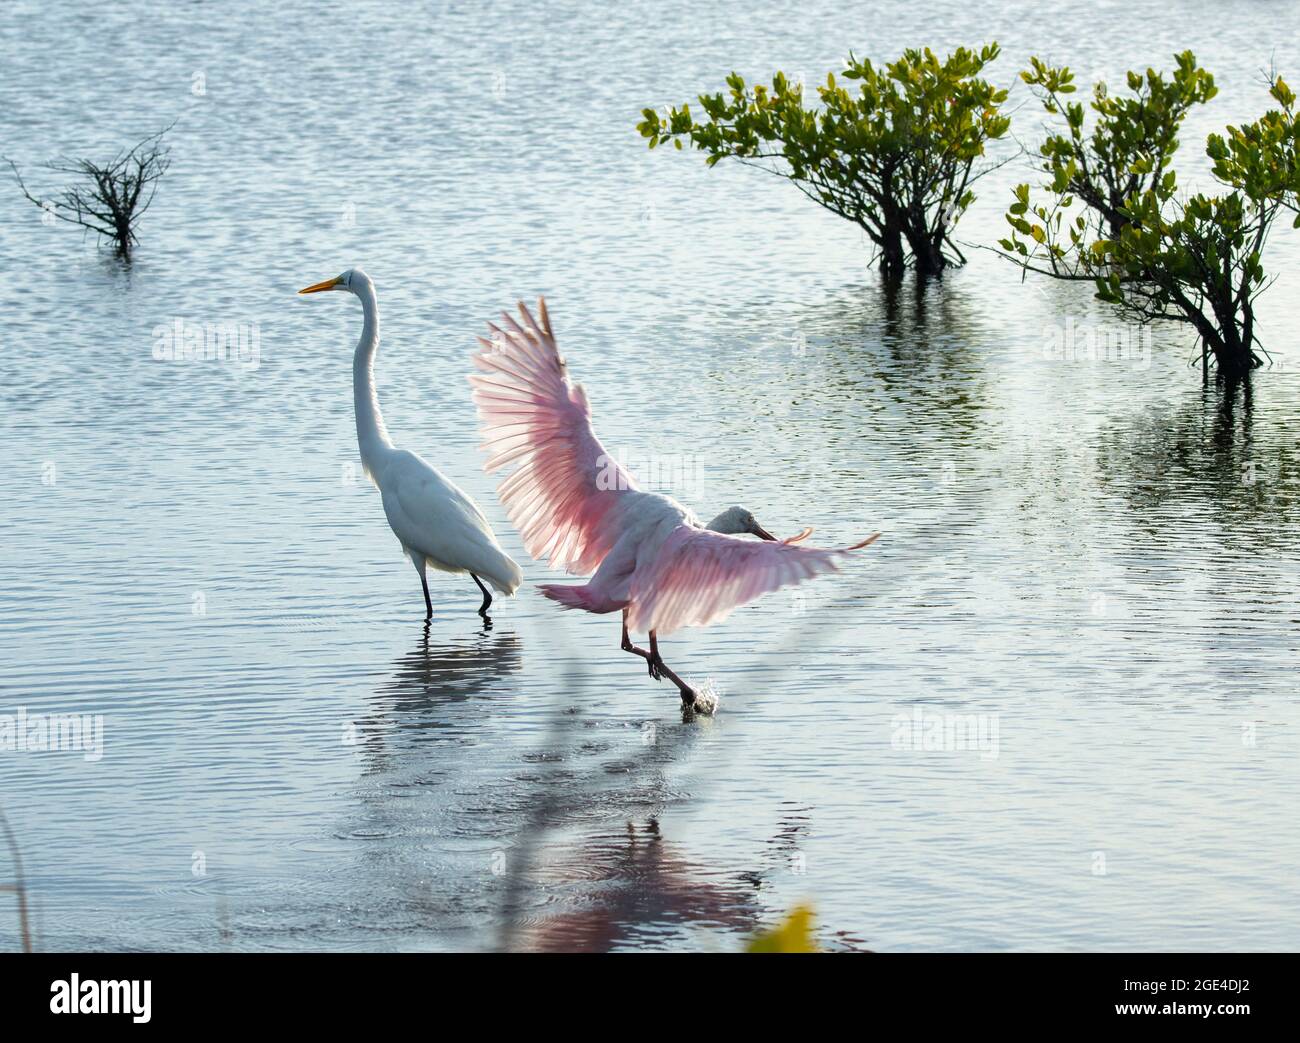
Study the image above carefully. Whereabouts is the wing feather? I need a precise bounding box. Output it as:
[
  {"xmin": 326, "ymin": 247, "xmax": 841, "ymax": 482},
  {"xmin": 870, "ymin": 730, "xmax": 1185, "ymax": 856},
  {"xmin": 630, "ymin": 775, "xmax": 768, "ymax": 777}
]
[
  {"xmin": 627, "ymin": 528, "xmax": 880, "ymax": 636},
  {"xmin": 470, "ymin": 298, "xmax": 636, "ymax": 575}
]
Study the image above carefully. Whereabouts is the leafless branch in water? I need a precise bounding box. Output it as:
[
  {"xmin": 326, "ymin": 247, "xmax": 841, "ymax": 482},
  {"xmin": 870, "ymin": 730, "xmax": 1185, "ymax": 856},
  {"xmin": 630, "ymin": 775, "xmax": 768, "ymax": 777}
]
[{"xmin": 5, "ymin": 122, "xmax": 175, "ymax": 261}]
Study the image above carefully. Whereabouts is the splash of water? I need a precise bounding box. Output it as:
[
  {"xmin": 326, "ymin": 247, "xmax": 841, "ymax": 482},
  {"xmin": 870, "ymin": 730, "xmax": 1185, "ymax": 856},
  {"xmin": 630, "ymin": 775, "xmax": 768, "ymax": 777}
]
[{"xmin": 689, "ymin": 679, "xmax": 722, "ymax": 716}]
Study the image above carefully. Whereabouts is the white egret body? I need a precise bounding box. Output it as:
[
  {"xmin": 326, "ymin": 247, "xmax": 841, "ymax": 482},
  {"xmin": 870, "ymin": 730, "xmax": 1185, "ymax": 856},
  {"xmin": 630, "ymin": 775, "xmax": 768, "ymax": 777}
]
[{"xmin": 300, "ymin": 269, "xmax": 521, "ymax": 618}]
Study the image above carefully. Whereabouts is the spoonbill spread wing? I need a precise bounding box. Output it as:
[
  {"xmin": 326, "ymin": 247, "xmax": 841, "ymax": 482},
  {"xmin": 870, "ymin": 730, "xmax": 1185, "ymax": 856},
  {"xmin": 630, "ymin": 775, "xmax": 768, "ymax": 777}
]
[
  {"xmin": 628, "ymin": 528, "xmax": 881, "ymax": 636},
  {"xmin": 470, "ymin": 300, "xmax": 636, "ymax": 576}
]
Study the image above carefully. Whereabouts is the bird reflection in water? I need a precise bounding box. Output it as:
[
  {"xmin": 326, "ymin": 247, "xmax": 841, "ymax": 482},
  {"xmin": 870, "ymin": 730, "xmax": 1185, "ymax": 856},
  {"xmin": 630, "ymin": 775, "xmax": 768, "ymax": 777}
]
[
  {"xmin": 381, "ymin": 621, "xmax": 521, "ymax": 708},
  {"xmin": 514, "ymin": 818, "xmax": 765, "ymax": 953},
  {"xmin": 512, "ymin": 809, "xmax": 869, "ymax": 952},
  {"xmin": 352, "ymin": 623, "xmax": 523, "ymax": 772}
]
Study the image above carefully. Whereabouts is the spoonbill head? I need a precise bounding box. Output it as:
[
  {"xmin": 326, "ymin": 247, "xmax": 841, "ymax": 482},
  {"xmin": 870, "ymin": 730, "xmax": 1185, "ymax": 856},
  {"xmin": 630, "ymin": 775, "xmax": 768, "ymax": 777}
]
[{"xmin": 705, "ymin": 506, "xmax": 777, "ymax": 541}]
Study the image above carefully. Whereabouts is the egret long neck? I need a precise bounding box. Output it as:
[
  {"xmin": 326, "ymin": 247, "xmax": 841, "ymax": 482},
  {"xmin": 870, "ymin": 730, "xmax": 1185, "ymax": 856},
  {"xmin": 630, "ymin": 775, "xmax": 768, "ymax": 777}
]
[{"xmin": 352, "ymin": 280, "xmax": 393, "ymax": 469}]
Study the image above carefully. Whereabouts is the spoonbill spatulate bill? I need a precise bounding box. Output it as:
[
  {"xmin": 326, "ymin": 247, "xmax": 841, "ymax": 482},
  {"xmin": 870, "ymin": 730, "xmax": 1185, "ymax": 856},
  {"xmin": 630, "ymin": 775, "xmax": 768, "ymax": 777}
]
[
  {"xmin": 299, "ymin": 269, "xmax": 521, "ymax": 619},
  {"xmin": 471, "ymin": 299, "xmax": 880, "ymax": 709}
]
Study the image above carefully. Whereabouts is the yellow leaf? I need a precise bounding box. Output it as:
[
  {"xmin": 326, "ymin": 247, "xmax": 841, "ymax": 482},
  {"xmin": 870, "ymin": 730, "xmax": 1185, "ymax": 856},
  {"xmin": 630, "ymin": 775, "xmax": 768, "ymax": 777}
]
[{"xmin": 746, "ymin": 905, "xmax": 817, "ymax": 952}]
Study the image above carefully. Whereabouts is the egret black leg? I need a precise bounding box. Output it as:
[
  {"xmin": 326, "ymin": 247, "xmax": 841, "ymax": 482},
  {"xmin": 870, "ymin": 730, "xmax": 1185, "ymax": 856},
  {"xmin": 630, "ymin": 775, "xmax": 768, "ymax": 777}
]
[
  {"xmin": 471, "ymin": 573, "xmax": 492, "ymax": 616},
  {"xmin": 419, "ymin": 571, "xmax": 432, "ymax": 620}
]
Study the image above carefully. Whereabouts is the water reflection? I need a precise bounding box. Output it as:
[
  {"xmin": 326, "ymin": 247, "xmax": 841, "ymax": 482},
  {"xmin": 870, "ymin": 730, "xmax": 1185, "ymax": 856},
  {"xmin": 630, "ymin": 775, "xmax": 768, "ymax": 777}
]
[
  {"xmin": 515, "ymin": 807, "xmax": 843, "ymax": 952},
  {"xmin": 380, "ymin": 623, "xmax": 522, "ymax": 708},
  {"xmin": 354, "ymin": 625, "xmax": 523, "ymax": 771},
  {"xmin": 516, "ymin": 819, "xmax": 764, "ymax": 952},
  {"xmin": 1097, "ymin": 380, "xmax": 1300, "ymax": 536},
  {"xmin": 767, "ymin": 276, "xmax": 992, "ymax": 442},
  {"xmin": 496, "ymin": 684, "xmax": 707, "ymax": 951}
]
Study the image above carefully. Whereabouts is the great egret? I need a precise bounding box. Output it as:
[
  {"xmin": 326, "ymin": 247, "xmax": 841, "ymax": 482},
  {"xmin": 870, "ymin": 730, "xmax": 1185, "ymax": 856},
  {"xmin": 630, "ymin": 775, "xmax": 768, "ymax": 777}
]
[
  {"xmin": 299, "ymin": 269, "xmax": 522, "ymax": 618},
  {"xmin": 470, "ymin": 299, "xmax": 879, "ymax": 708}
]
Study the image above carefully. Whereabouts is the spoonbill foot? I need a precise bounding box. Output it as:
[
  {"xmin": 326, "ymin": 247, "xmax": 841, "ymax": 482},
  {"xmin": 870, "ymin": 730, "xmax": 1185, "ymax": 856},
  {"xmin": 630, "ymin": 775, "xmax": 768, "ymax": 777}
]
[
  {"xmin": 687, "ymin": 684, "xmax": 719, "ymax": 715},
  {"xmin": 648, "ymin": 631, "xmax": 665, "ymax": 681},
  {"xmin": 619, "ymin": 613, "xmax": 704, "ymax": 706},
  {"xmin": 646, "ymin": 656, "xmax": 697, "ymax": 707}
]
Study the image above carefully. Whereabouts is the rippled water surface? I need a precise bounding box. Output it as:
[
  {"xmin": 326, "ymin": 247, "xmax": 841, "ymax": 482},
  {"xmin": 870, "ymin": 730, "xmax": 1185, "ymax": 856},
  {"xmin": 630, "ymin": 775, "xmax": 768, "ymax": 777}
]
[{"xmin": 2, "ymin": 0, "xmax": 1299, "ymax": 951}]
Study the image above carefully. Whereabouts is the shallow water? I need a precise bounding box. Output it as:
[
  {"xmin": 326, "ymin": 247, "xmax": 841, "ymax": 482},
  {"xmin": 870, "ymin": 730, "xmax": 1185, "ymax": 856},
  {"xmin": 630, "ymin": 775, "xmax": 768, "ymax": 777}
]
[{"xmin": 1, "ymin": 0, "xmax": 1299, "ymax": 951}]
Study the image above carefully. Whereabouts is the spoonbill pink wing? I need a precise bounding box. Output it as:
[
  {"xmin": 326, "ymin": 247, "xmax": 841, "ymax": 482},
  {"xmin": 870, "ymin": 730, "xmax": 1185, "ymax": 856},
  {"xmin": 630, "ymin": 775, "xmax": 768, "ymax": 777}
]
[
  {"xmin": 627, "ymin": 528, "xmax": 880, "ymax": 636},
  {"xmin": 470, "ymin": 299, "xmax": 636, "ymax": 575}
]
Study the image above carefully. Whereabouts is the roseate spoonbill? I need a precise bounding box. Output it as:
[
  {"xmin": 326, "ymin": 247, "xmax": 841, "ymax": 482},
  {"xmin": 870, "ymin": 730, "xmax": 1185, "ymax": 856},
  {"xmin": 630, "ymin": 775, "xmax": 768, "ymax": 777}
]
[
  {"xmin": 299, "ymin": 269, "xmax": 521, "ymax": 618},
  {"xmin": 470, "ymin": 299, "xmax": 879, "ymax": 708}
]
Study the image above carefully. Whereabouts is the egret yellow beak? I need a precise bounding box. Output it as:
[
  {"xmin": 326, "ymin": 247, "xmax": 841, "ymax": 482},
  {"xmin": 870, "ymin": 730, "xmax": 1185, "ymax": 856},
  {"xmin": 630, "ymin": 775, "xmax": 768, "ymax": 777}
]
[{"xmin": 298, "ymin": 276, "xmax": 341, "ymax": 294}]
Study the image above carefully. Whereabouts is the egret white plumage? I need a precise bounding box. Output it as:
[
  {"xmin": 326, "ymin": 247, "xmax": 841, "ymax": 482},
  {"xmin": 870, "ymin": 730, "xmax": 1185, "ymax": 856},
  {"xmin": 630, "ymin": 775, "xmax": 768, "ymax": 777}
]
[
  {"xmin": 471, "ymin": 299, "xmax": 880, "ymax": 708},
  {"xmin": 300, "ymin": 269, "xmax": 521, "ymax": 619}
]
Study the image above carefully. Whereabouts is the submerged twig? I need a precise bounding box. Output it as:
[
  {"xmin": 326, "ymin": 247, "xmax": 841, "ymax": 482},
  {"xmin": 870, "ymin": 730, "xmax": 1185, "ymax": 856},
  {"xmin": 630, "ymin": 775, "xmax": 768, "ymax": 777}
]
[{"xmin": 0, "ymin": 809, "xmax": 33, "ymax": 953}]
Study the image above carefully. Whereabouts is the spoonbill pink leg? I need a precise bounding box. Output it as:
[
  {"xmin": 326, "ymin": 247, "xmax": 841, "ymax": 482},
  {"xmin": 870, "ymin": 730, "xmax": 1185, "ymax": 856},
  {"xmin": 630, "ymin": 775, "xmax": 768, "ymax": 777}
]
[
  {"xmin": 649, "ymin": 631, "xmax": 666, "ymax": 681},
  {"xmin": 620, "ymin": 611, "xmax": 698, "ymax": 706},
  {"xmin": 620, "ymin": 610, "xmax": 653, "ymax": 665}
]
